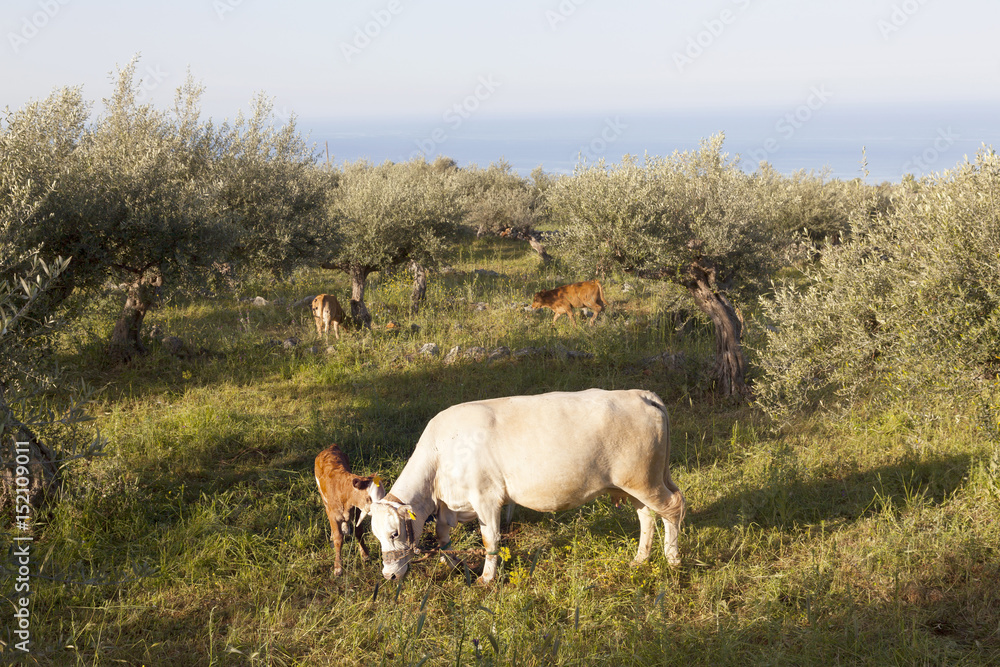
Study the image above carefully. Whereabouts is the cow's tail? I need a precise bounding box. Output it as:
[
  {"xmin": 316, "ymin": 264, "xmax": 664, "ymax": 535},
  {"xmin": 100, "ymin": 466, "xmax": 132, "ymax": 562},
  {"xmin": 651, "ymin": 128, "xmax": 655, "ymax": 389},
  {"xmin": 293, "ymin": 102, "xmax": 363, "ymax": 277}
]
[
  {"xmin": 641, "ymin": 390, "xmax": 668, "ymax": 417},
  {"xmin": 641, "ymin": 390, "xmax": 672, "ymax": 459},
  {"xmin": 596, "ymin": 279, "xmax": 607, "ymax": 309}
]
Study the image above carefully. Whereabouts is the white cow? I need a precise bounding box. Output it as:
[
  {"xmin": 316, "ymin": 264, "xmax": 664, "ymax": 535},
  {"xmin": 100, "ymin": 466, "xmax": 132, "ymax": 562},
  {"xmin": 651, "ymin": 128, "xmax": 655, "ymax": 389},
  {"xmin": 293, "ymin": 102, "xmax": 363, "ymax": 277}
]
[{"xmin": 370, "ymin": 388, "xmax": 685, "ymax": 584}]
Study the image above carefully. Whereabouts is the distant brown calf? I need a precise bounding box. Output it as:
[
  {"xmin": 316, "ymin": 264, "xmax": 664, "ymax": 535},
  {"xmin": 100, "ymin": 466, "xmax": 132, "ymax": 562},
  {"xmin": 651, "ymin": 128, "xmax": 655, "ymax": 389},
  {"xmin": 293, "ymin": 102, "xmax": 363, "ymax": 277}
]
[
  {"xmin": 312, "ymin": 294, "xmax": 345, "ymax": 340},
  {"xmin": 314, "ymin": 444, "xmax": 386, "ymax": 576},
  {"xmin": 531, "ymin": 279, "xmax": 607, "ymax": 326}
]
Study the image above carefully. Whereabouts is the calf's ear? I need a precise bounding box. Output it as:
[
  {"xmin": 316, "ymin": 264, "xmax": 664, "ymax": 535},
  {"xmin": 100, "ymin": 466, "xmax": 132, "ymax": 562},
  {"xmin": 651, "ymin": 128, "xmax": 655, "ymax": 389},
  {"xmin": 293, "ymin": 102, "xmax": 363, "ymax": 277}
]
[{"xmin": 353, "ymin": 478, "xmax": 371, "ymax": 490}]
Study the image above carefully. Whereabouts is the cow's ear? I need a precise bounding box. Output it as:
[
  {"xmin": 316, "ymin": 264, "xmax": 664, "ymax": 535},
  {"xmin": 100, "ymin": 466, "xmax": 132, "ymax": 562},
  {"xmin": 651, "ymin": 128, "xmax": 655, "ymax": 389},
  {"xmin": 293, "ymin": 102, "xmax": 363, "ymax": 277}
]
[
  {"xmin": 405, "ymin": 507, "xmax": 417, "ymax": 520},
  {"xmin": 353, "ymin": 478, "xmax": 371, "ymax": 490}
]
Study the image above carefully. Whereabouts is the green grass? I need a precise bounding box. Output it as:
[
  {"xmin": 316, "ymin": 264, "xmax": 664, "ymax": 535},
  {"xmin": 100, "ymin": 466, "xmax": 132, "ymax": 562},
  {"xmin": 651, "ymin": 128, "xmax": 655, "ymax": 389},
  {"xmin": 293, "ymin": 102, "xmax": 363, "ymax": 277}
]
[{"xmin": 4, "ymin": 236, "xmax": 999, "ymax": 665}]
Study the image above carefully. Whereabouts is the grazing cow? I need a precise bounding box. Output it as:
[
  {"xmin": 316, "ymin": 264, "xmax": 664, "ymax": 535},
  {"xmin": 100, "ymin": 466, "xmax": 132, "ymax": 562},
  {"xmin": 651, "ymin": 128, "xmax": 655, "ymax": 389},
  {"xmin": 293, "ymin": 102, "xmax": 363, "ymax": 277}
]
[
  {"xmin": 369, "ymin": 388, "xmax": 684, "ymax": 584},
  {"xmin": 531, "ymin": 280, "xmax": 606, "ymax": 326},
  {"xmin": 311, "ymin": 294, "xmax": 345, "ymax": 341},
  {"xmin": 314, "ymin": 444, "xmax": 386, "ymax": 576}
]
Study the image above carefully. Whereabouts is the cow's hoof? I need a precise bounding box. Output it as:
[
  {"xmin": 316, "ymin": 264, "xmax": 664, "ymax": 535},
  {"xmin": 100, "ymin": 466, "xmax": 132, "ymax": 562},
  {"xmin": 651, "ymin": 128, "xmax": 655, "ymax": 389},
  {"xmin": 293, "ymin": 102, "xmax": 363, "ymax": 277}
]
[{"xmin": 334, "ymin": 566, "xmax": 344, "ymax": 576}]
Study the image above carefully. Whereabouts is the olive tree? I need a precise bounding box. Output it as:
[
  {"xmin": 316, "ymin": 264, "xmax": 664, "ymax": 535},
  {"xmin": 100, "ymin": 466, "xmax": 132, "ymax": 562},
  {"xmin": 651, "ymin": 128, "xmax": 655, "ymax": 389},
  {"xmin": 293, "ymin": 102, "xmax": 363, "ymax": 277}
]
[
  {"xmin": 1, "ymin": 145, "xmax": 106, "ymax": 514},
  {"xmin": 0, "ymin": 249, "xmax": 103, "ymax": 520},
  {"xmin": 0, "ymin": 86, "xmax": 90, "ymax": 312},
  {"xmin": 2, "ymin": 60, "xmax": 323, "ymax": 364},
  {"xmin": 549, "ymin": 135, "xmax": 784, "ymax": 397},
  {"xmin": 757, "ymin": 147, "xmax": 1000, "ymax": 420},
  {"xmin": 86, "ymin": 63, "xmax": 238, "ymax": 363},
  {"xmin": 211, "ymin": 94, "xmax": 325, "ymax": 278},
  {"xmin": 0, "ymin": 61, "xmax": 231, "ymax": 363},
  {"xmin": 318, "ymin": 159, "xmax": 463, "ymax": 326},
  {"xmin": 455, "ymin": 161, "xmax": 552, "ymax": 261}
]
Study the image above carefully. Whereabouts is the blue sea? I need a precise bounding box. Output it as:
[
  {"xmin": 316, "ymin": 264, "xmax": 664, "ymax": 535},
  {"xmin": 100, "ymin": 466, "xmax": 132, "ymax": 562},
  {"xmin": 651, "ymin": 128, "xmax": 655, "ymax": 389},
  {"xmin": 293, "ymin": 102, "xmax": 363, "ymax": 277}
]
[{"xmin": 302, "ymin": 105, "xmax": 998, "ymax": 184}]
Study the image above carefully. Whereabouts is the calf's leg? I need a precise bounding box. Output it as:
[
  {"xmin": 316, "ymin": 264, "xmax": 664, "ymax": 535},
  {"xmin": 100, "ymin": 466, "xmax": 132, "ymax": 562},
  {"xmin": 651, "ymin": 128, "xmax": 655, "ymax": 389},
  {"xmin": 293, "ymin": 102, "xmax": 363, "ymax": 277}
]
[
  {"xmin": 330, "ymin": 520, "xmax": 345, "ymax": 576},
  {"xmin": 351, "ymin": 509, "xmax": 371, "ymax": 561},
  {"xmin": 587, "ymin": 301, "xmax": 602, "ymax": 325}
]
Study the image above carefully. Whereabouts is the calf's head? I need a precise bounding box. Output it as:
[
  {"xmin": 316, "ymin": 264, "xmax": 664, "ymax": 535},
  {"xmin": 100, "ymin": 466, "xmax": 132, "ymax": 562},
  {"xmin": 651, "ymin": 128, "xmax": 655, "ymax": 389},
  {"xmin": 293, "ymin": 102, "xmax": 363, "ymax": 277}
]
[{"xmin": 370, "ymin": 499, "xmax": 418, "ymax": 581}]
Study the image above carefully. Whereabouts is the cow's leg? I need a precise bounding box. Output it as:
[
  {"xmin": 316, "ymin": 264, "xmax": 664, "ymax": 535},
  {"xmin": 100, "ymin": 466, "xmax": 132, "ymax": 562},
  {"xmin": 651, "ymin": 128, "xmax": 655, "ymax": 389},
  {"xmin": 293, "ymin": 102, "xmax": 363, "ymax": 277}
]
[
  {"xmin": 435, "ymin": 515, "xmax": 453, "ymax": 549},
  {"xmin": 629, "ymin": 497, "xmax": 657, "ymax": 564},
  {"xmin": 551, "ymin": 311, "xmax": 562, "ymax": 325},
  {"xmin": 332, "ymin": 320, "xmax": 340, "ymax": 340},
  {"xmin": 660, "ymin": 478, "xmax": 685, "ymax": 565},
  {"xmin": 314, "ymin": 316, "xmax": 323, "ymax": 338},
  {"xmin": 626, "ymin": 484, "xmax": 684, "ymax": 566},
  {"xmin": 478, "ymin": 512, "xmax": 502, "ymax": 584},
  {"xmin": 501, "ymin": 502, "xmax": 515, "ymax": 529}
]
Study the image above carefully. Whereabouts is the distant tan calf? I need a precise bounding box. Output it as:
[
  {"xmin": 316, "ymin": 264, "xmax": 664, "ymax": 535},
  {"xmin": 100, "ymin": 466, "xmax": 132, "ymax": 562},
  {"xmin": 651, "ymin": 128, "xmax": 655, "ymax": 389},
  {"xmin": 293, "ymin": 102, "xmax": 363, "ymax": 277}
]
[
  {"xmin": 315, "ymin": 444, "xmax": 386, "ymax": 576},
  {"xmin": 312, "ymin": 294, "xmax": 345, "ymax": 340},
  {"xmin": 531, "ymin": 279, "xmax": 607, "ymax": 326}
]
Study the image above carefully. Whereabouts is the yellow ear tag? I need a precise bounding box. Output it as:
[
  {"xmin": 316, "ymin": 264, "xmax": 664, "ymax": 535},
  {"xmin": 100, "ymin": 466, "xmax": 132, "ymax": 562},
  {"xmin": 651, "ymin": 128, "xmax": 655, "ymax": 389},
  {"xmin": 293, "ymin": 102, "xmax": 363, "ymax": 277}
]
[
  {"xmin": 372, "ymin": 474, "xmax": 381, "ymax": 487},
  {"xmin": 407, "ymin": 509, "xmax": 417, "ymax": 520}
]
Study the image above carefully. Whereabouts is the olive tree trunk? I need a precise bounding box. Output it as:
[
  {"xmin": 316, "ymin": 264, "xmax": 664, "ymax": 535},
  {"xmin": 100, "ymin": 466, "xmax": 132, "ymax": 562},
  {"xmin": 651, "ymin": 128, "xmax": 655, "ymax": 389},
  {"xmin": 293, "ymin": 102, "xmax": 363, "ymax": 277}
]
[
  {"xmin": 501, "ymin": 228, "xmax": 551, "ymax": 263},
  {"xmin": 349, "ymin": 265, "xmax": 373, "ymax": 329},
  {"xmin": 525, "ymin": 233, "xmax": 551, "ymax": 263},
  {"xmin": 108, "ymin": 269, "xmax": 163, "ymax": 364},
  {"xmin": 0, "ymin": 387, "xmax": 59, "ymax": 526},
  {"xmin": 410, "ymin": 260, "xmax": 427, "ymax": 315},
  {"xmin": 683, "ymin": 260, "xmax": 748, "ymax": 399}
]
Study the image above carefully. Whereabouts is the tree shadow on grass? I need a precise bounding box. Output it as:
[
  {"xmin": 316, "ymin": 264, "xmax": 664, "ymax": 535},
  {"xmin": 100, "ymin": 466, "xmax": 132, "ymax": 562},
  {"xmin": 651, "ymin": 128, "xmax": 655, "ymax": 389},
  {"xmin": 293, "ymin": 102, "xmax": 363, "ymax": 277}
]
[{"xmin": 691, "ymin": 452, "xmax": 973, "ymax": 531}]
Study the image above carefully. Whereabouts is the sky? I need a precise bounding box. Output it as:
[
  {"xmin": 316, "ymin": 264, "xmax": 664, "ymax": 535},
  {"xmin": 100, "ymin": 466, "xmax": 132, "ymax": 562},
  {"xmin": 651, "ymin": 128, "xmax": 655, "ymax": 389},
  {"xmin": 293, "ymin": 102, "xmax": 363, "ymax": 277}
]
[{"xmin": 3, "ymin": 0, "xmax": 1000, "ymax": 178}]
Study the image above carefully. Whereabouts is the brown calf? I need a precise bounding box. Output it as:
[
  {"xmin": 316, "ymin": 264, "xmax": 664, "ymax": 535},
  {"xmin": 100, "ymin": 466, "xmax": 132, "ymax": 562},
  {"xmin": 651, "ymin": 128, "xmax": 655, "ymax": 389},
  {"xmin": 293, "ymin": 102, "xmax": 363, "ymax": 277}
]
[
  {"xmin": 314, "ymin": 444, "xmax": 386, "ymax": 576},
  {"xmin": 531, "ymin": 279, "xmax": 607, "ymax": 326},
  {"xmin": 312, "ymin": 294, "xmax": 345, "ymax": 341}
]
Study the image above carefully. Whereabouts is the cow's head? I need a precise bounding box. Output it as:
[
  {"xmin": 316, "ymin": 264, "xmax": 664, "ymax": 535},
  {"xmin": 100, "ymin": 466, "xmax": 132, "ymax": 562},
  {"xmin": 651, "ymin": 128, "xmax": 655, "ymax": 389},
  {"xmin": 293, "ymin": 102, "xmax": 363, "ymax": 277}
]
[
  {"xmin": 530, "ymin": 292, "xmax": 545, "ymax": 309},
  {"xmin": 370, "ymin": 498, "xmax": 418, "ymax": 581},
  {"xmin": 353, "ymin": 474, "xmax": 387, "ymax": 527}
]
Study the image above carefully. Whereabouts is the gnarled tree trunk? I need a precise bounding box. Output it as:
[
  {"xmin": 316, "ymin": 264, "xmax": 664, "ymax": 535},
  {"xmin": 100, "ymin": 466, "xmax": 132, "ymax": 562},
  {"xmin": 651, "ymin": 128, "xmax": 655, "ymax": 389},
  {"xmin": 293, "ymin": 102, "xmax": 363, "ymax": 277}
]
[
  {"xmin": 410, "ymin": 260, "xmax": 427, "ymax": 315},
  {"xmin": 500, "ymin": 227, "xmax": 551, "ymax": 263},
  {"xmin": 1, "ymin": 387, "xmax": 59, "ymax": 527},
  {"xmin": 682, "ymin": 259, "xmax": 748, "ymax": 399},
  {"xmin": 108, "ymin": 269, "xmax": 163, "ymax": 364},
  {"xmin": 349, "ymin": 265, "xmax": 373, "ymax": 329}
]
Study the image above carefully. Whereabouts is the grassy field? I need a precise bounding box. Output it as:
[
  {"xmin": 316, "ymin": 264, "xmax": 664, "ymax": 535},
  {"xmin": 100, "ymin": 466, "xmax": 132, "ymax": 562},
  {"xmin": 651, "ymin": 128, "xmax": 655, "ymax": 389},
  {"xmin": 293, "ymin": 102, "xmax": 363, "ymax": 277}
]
[{"xmin": 5, "ymin": 235, "xmax": 999, "ymax": 665}]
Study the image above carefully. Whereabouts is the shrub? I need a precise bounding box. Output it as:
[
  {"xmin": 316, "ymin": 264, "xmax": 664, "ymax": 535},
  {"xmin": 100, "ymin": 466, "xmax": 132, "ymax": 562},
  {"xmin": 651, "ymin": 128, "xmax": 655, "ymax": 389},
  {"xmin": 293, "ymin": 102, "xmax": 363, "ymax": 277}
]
[{"xmin": 757, "ymin": 147, "xmax": 1000, "ymax": 421}]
